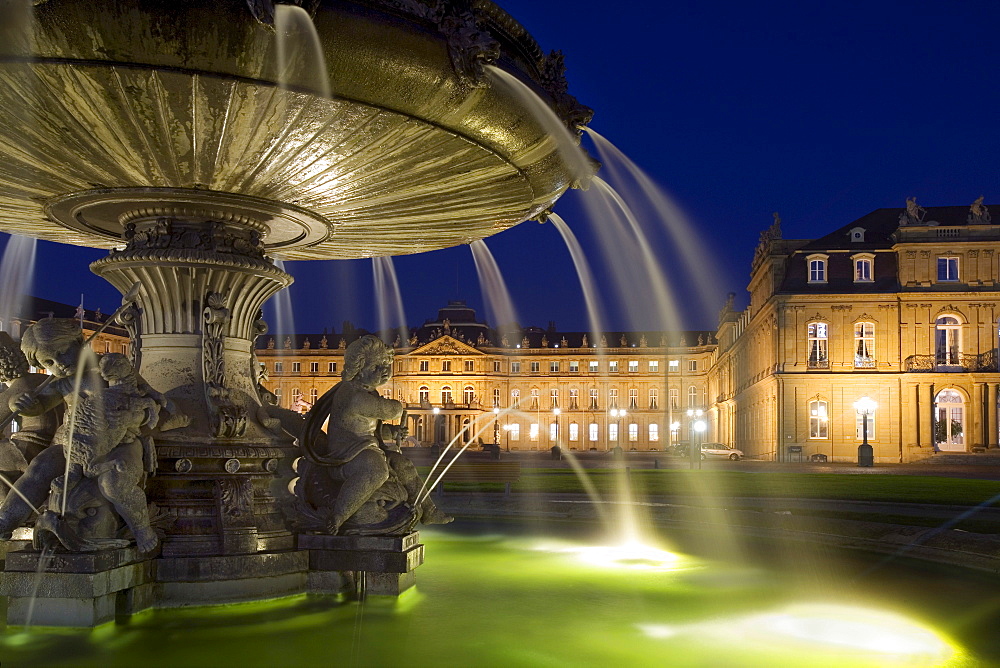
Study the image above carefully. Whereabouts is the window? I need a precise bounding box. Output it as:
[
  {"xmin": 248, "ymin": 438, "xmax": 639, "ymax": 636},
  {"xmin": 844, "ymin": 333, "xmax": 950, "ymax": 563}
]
[
  {"xmin": 853, "ymin": 254, "xmax": 873, "ymax": 282},
  {"xmin": 464, "ymin": 386, "xmax": 475, "ymax": 404},
  {"xmin": 669, "ymin": 388, "xmax": 679, "ymax": 409},
  {"xmin": 854, "ymin": 322, "xmax": 875, "ymax": 367},
  {"xmin": 328, "ymin": 362, "xmax": 337, "ymax": 373},
  {"xmin": 291, "ymin": 388, "xmax": 301, "ymax": 403},
  {"xmin": 529, "ymin": 423, "xmax": 539, "ymax": 442},
  {"xmin": 292, "ymin": 362, "xmax": 301, "ymax": 373},
  {"xmin": 550, "ymin": 388, "xmax": 559, "ymax": 408},
  {"xmin": 937, "ymin": 256, "xmax": 959, "ymax": 282},
  {"xmin": 688, "ymin": 385, "xmax": 698, "ymax": 407},
  {"xmin": 589, "ymin": 361, "xmax": 599, "ymax": 373},
  {"xmin": 628, "ymin": 388, "xmax": 638, "ymax": 409},
  {"xmin": 589, "ymin": 423, "xmax": 598, "ymax": 442},
  {"xmin": 274, "ymin": 362, "xmax": 283, "ymax": 373},
  {"xmin": 530, "ymin": 388, "xmax": 539, "ymax": 410},
  {"xmin": 609, "ymin": 361, "xmax": 619, "ymax": 373},
  {"xmin": 609, "ymin": 388, "xmax": 619, "ymax": 408},
  {"xmin": 688, "ymin": 360, "xmax": 697, "ymax": 372},
  {"xmin": 464, "ymin": 360, "xmax": 474, "ymax": 372},
  {"xmin": 569, "ymin": 422, "xmax": 579, "ymax": 442},
  {"xmin": 855, "ymin": 407, "xmax": 876, "ymax": 441},
  {"xmin": 628, "ymin": 361, "xmax": 638, "ymax": 372},
  {"xmin": 493, "ymin": 388, "xmax": 501, "ymax": 408},
  {"xmin": 569, "ymin": 361, "xmax": 579, "ymax": 372},
  {"xmin": 419, "ymin": 386, "xmax": 429, "ymax": 404},
  {"xmin": 493, "ymin": 361, "xmax": 501, "ymax": 373},
  {"xmin": 649, "ymin": 423, "xmax": 659, "ymax": 442},
  {"xmin": 649, "ymin": 360, "xmax": 659, "ymax": 372},
  {"xmin": 809, "ymin": 400, "xmax": 828, "ymax": 438},
  {"xmin": 509, "ymin": 423, "xmax": 520, "ymax": 441},
  {"xmin": 441, "ymin": 386, "xmax": 452, "ymax": 404},
  {"xmin": 609, "ymin": 423, "xmax": 619, "ymax": 442},
  {"xmin": 807, "ymin": 254, "xmax": 828, "ymax": 283},
  {"xmin": 442, "ymin": 360, "xmax": 451, "ymax": 372},
  {"xmin": 511, "ymin": 361, "xmax": 521, "ymax": 373},
  {"xmin": 549, "ymin": 422, "xmax": 558, "ymax": 441},
  {"xmin": 419, "ymin": 360, "xmax": 429, "ymax": 372},
  {"xmin": 569, "ymin": 388, "xmax": 579, "ymax": 409},
  {"xmin": 530, "ymin": 362, "xmax": 540, "ymax": 372},
  {"xmin": 649, "ymin": 388, "xmax": 658, "ymax": 410},
  {"xmin": 589, "ymin": 388, "xmax": 599, "ymax": 409},
  {"xmin": 808, "ymin": 322, "xmax": 829, "ymax": 368},
  {"xmin": 549, "ymin": 361, "xmax": 559, "ymax": 372},
  {"xmin": 308, "ymin": 362, "xmax": 317, "ymax": 373},
  {"xmin": 309, "ymin": 388, "xmax": 318, "ymax": 404},
  {"xmin": 511, "ymin": 388, "xmax": 520, "ymax": 405},
  {"xmin": 273, "ymin": 387, "xmax": 282, "ymax": 405},
  {"xmin": 935, "ymin": 316, "xmax": 961, "ymax": 365},
  {"xmin": 628, "ymin": 423, "xmax": 638, "ymax": 443}
]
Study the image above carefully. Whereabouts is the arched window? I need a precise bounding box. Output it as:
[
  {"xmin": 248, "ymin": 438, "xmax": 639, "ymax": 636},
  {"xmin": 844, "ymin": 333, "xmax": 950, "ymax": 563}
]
[
  {"xmin": 609, "ymin": 388, "xmax": 619, "ymax": 408},
  {"xmin": 588, "ymin": 423, "xmax": 598, "ymax": 442},
  {"xmin": 687, "ymin": 385, "xmax": 698, "ymax": 407},
  {"xmin": 935, "ymin": 316, "xmax": 961, "ymax": 365},
  {"xmin": 463, "ymin": 385, "xmax": 475, "ymax": 404},
  {"xmin": 854, "ymin": 322, "xmax": 875, "ymax": 367},
  {"xmin": 493, "ymin": 388, "xmax": 501, "ymax": 408},
  {"xmin": 809, "ymin": 399, "xmax": 828, "ymax": 439},
  {"xmin": 628, "ymin": 423, "xmax": 638, "ymax": 442},
  {"xmin": 589, "ymin": 388, "xmax": 599, "ymax": 409},
  {"xmin": 530, "ymin": 388, "xmax": 539, "ymax": 410},
  {"xmin": 609, "ymin": 423, "xmax": 619, "ymax": 442},
  {"xmin": 569, "ymin": 422, "xmax": 579, "ymax": 442},
  {"xmin": 852, "ymin": 253, "xmax": 874, "ymax": 282},
  {"xmin": 441, "ymin": 386, "xmax": 452, "ymax": 404},
  {"xmin": 274, "ymin": 387, "xmax": 282, "ymax": 406},
  {"xmin": 935, "ymin": 389, "xmax": 965, "ymax": 450},
  {"xmin": 309, "ymin": 388, "xmax": 318, "ymax": 404},
  {"xmin": 807, "ymin": 253, "xmax": 828, "ymax": 283},
  {"xmin": 649, "ymin": 423, "xmax": 659, "ymax": 442},
  {"xmin": 509, "ymin": 423, "xmax": 520, "ymax": 441},
  {"xmin": 628, "ymin": 388, "xmax": 638, "ymax": 409},
  {"xmin": 808, "ymin": 322, "xmax": 829, "ymax": 368},
  {"xmin": 569, "ymin": 388, "xmax": 579, "ymax": 409},
  {"xmin": 291, "ymin": 388, "xmax": 301, "ymax": 403},
  {"xmin": 529, "ymin": 423, "xmax": 539, "ymax": 441},
  {"xmin": 550, "ymin": 388, "xmax": 559, "ymax": 408},
  {"xmin": 511, "ymin": 388, "xmax": 520, "ymax": 406},
  {"xmin": 549, "ymin": 421, "xmax": 558, "ymax": 441},
  {"xmin": 648, "ymin": 388, "xmax": 658, "ymax": 410},
  {"xmin": 418, "ymin": 386, "xmax": 429, "ymax": 404},
  {"xmin": 669, "ymin": 388, "xmax": 678, "ymax": 409}
]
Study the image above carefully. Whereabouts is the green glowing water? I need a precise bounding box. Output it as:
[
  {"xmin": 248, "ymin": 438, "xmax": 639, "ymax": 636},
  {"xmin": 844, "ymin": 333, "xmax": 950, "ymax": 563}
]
[{"xmin": 1, "ymin": 522, "xmax": 995, "ymax": 667}]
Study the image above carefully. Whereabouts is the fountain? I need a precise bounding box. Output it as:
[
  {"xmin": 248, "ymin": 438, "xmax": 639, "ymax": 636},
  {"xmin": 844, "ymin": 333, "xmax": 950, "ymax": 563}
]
[{"xmin": 0, "ymin": 0, "xmax": 594, "ymax": 625}]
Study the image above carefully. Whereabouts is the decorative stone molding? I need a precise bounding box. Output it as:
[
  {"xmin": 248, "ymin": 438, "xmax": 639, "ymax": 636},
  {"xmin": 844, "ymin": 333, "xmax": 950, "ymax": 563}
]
[
  {"xmin": 203, "ymin": 292, "xmax": 248, "ymax": 439},
  {"xmin": 831, "ymin": 305, "xmax": 853, "ymax": 312},
  {"xmin": 116, "ymin": 301, "xmax": 142, "ymax": 366}
]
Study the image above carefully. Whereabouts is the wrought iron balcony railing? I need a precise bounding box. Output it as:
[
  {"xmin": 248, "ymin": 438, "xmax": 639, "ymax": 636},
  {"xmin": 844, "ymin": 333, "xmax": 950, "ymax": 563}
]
[
  {"xmin": 853, "ymin": 356, "xmax": 876, "ymax": 368},
  {"xmin": 808, "ymin": 359, "xmax": 829, "ymax": 369},
  {"xmin": 904, "ymin": 349, "xmax": 999, "ymax": 372}
]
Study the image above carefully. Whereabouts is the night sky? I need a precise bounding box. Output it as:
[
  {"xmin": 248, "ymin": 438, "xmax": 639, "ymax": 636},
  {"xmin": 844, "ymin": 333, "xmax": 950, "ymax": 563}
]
[{"xmin": 9, "ymin": 0, "xmax": 1000, "ymax": 335}]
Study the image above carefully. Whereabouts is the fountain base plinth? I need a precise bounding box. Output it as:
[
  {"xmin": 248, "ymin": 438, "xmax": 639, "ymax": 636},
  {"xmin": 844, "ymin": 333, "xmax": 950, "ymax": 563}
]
[
  {"xmin": 154, "ymin": 550, "xmax": 308, "ymax": 606},
  {"xmin": 301, "ymin": 532, "xmax": 424, "ymax": 596}
]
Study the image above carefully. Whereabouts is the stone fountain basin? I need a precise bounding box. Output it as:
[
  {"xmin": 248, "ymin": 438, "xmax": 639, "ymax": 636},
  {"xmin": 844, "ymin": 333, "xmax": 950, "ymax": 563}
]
[{"xmin": 0, "ymin": 0, "xmax": 585, "ymax": 258}]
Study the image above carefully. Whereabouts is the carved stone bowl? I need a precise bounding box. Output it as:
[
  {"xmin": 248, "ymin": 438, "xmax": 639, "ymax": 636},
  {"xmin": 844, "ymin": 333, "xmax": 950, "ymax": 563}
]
[{"xmin": 0, "ymin": 0, "xmax": 592, "ymax": 259}]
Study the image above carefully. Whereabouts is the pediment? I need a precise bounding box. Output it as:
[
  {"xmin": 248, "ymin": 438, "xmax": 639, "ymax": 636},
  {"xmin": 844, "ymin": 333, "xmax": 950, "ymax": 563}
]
[{"xmin": 410, "ymin": 335, "xmax": 483, "ymax": 356}]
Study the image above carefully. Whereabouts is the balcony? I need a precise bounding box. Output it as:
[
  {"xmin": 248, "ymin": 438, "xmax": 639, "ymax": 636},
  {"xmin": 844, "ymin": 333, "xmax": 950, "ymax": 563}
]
[
  {"xmin": 904, "ymin": 349, "xmax": 998, "ymax": 372},
  {"xmin": 853, "ymin": 356, "xmax": 876, "ymax": 369},
  {"xmin": 807, "ymin": 359, "xmax": 829, "ymax": 369}
]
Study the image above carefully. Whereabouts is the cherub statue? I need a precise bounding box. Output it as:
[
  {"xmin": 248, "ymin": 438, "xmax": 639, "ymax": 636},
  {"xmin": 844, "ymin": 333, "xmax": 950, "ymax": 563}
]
[
  {"xmin": 969, "ymin": 196, "xmax": 991, "ymax": 225},
  {"xmin": 295, "ymin": 335, "xmax": 452, "ymax": 535},
  {"xmin": 0, "ymin": 331, "xmax": 59, "ymax": 483}
]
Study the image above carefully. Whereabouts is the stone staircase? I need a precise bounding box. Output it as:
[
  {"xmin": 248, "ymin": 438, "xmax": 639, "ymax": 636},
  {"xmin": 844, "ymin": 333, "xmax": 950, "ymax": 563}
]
[{"xmin": 914, "ymin": 451, "xmax": 1000, "ymax": 465}]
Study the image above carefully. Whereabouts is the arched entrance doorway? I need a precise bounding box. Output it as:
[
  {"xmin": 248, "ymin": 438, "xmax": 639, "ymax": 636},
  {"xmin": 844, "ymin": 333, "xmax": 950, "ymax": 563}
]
[{"xmin": 935, "ymin": 389, "xmax": 965, "ymax": 451}]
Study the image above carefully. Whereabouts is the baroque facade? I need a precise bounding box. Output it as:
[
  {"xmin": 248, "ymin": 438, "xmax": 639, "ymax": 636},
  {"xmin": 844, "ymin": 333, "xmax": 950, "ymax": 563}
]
[
  {"xmin": 257, "ymin": 302, "xmax": 714, "ymax": 451},
  {"xmin": 710, "ymin": 201, "xmax": 1000, "ymax": 463}
]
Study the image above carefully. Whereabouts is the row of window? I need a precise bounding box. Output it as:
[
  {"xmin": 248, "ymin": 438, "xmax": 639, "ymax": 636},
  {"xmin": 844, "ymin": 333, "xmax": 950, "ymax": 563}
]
[
  {"xmin": 503, "ymin": 421, "xmax": 661, "ymax": 443},
  {"xmin": 807, "ymin": 254, "xmax": 962, "ymax": 284},
  {"xmin": 271, "ymin": 359, "xmax": 702, "ymax": 374},
  {"xmin": 272, "ymin": 361, "xmax": 337, "ymax": 373},
  {"xmin": 414, "ymin": 386, "xmax": 703, "ymax": 409},
  {"xmin": 808, "ymin": 400, "xmax": 876, "ymax": 440},
  {"xmin": 807, "ymin": 316, "xmax": 966, "ymax": 367}
]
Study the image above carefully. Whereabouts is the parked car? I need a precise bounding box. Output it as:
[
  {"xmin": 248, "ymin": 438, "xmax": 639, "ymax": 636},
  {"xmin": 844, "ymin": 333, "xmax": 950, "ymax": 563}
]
[{"xmin": 699, "ymin": 443, "xmax": 744, "ymax": 460}]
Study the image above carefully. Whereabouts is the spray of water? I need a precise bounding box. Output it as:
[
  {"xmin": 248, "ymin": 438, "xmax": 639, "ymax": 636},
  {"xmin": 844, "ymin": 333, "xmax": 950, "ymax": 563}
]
[
  {"xmin": 268, "ymin": 259, "xmax": 297, "ymax": 354},
  {"xmin": 0, "ymin": 235, "xmax": 37, "ymax": 333},
  {"xmin": 547, "ymin": 213, "xmax": 605, "ymax": 342},
  {"xmin": 372, "ymin": 256, "xmax": 408, "ymax": 345},
  {"xmin": 416, "ymin": 412, "xmax": 505, "ymax": 507},
  {"xmin": 469, "ymin": 239, "xmax": 519, "ymax": 335},
  {"xmin": 274, "ymin": 5, "xmax": 332, "ymax": 99}
]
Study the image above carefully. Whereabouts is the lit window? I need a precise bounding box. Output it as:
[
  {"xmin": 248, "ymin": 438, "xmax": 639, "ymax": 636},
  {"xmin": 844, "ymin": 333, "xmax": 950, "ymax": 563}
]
[
  {"xmin": 808, "ymin": 322, "xmax": 829, "ymax": 367},
  {"xmin": 668, "ymin": 360, "xmax": 679, "ymax": 370},
  {"xmin": 935, "ymin": 316, "xmax": 961, "ymax": 365},
  {"xmin": 511, "ymin": 361, "xmax": 521, "ymax": 373},
  {"xmin": 649, "ymin": 423, "xmax": 659, "ymax": 442},
  {"xmin": 550, "ymin": 388, "xmax": 559, "ymax": 408},
  {"xmin": 628, "ymin": 423, "xmax": 638, "ymax": 442},
  {"xmin": 649, "ymin": 360, "xmax": 659, "ymax": 372},
  {"xmin": 549, "ymin": 422, "xmax": 558, "ymax": 441},
  {"xmin": 589, "ymin": 361, "xmax": 599, "ymax": 373},
  {"xmin": 589, "ymin": 423, "xmax": 598, "ymax": 442},
  {"xmin": 937, "ymin": 257, "xmax": 959, "ymax": 282},
  {"xmin": 419, "ymin": 360, "xmax": 429, "ymax": 372},
  {"xmin": 550, "ymin": 361, "xmax": 559, "ymax": 372},
  {"xmin": 441, "ymin": 386, "xmax": 452, "ymax": 404},
  {"xmin": 609, "ymin": 361, "xmax": 619, "ymax": 373},
  {"xmin": 669, "ymin": 388, "xmax": 679, "ymax": 409},
  {"xmin": 569, "ymin": 422, "xmax": 579, "ymax": 442},
  {"xmin": 688, "ymin": 386, "xmax": 698, "ymax": 407},
  {"xmin": 609, "ymin": 423, "xmax": 618, "ymax": 442},
  {"xmin": 530, "ymin": 362, "xmax": 540, "ymax": 372},
  {"xmin": 464, "ymin": 360, "xmax": 474, "ymax": 372},
  {"xmin": 509, "ymin": 423, "xmax": 520, "ymax": 441},
  {"xmin": 855, "ymin": 407, "xmax": 876, "ymax": 441},
  {"xmin": 649, "ymin": 388, "xmax": 658, "ymax": 409},
  {"xmin": 274, "ymin": 362, "xmax": 283, "ymax": 373},
  {"xmin": 442, "ymin": 360, "xmax": 451, "ymax": 372},
  {"xmin": 418, "ymin": 386, "xmax": 429, "ymax": 404},
  {"xmin": 291, "ymin": 388, "xmax": 301, "ymax": 403},
  {"xmin": 529, "ymin": 423, "xmax": 539, "ymax": 442},
  {"xmin": 493, "ymin": 388, "xmax": 501, "ymax": 407},
  {"xmin": 292, "ymin": 362, "xmax": 301, "ymax": 372},
  {"xmin": 688, "ymin": 360, "xmax": 697, "ymax": 372},
  {"xmin": 569, "ymin": 361, "xmax": 579, "ymax": 372},
  {"xmin": 309, "ymin": 388, "xmax": 318, "ymax": 404},
  {"xmin": 530, "ymin": 388, "xmax": 539, "ymax": 410},
  {"xmin": 464, "ymin": 386, "xmax": 475, "ymax": 404},
  {"xmin": 854, "ymin": 322, "xmax": 875, "ymax": 367},
  {"xmin": 310, "ymin": 362, "xmax": 319, "ymax": 373},
  {"xmin": 569, "ymin": 388, "xmax": 579, "ymax": 409},
  {"xmin": 809, "ymin": 400, "xmax": 828, "ymax": 438},
  {"xmin": 853, "ymin": 255, "xmax": 873, "ymax": 282},
  {"xmin": 609, "ymin": 388, "xmax": 619, "ymax": 408},
  {"xmin": 511, "ymin": 388, "xmax": 520, "ymax": 405},
  {"xmin": 628, "ymin": 361, "xmax": 638, "ymax": 372},
  {"xmin": 628, "ymin": 388, "xmax": 638, "ymax": 409},
  {"xmin": 589, "ymin": 388, "xmax": 599, "ymax": 409},
  {"xmin": 807, "ymin": 254, "xmax": 828, "ymax": 283}
]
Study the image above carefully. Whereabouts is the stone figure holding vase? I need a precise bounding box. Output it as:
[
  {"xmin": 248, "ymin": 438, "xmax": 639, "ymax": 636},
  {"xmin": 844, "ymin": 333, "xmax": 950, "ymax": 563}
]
[{"xmin": 295, "ymin": 335, "xmax": 452, "ymax": 535}]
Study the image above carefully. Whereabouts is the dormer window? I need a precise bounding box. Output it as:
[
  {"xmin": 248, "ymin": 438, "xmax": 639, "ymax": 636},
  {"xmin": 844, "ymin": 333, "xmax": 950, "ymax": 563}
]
[
  {"xmin": 852, "ymin": 253, "xmax": 874, "ymax": 282},
  {"xmin": 849, "ymin": 227, "xmax": 866, "ymax": 242},
  {"xmin": 807, "ymin": 254, "xmax": 828, "ymax": 283}
]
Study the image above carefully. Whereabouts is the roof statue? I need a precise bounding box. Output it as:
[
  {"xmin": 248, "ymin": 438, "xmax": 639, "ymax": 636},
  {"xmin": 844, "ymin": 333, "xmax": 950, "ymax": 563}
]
[
  {"xmin": 968, "ymin": 196, "xmax": 992, "ymax": 225},
  {"xmin": 752, "ymin": 212, "xmax": 783, "ymax": 268},
  {"xmin": 581, "ymin": 334, "xmax": 588, "ymax": 348},
  {"xmin": 899, "ymin": 197, "xmax": 927, "ymax": 225}
]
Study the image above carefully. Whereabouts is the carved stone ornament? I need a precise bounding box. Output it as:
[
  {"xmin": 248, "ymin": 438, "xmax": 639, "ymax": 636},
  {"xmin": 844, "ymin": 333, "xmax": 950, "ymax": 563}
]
[
  {"xmin": 115, "ymin": 217, "xmax": 267, "ymax": 262},
  {"xmin": 115, "ymin": 301, "xmax": 142, "ymax": 366},
  {"xmin": 538, "ymin": 49, "xmax": 595, "ymax": 134},
  {"xmin": 899, "ymin": 197, "xmax": 926, "ymax": 225},
  {"xmin": 320, "ymin": 335, "xmax": 328, "ymax": 349},
  {"xmin": 968, "ymin": 196, "xmax": 992, "ymax": 225},
  {"xmin": 203, "ymin": 292, "xmax": 248, "ymax": 438}
]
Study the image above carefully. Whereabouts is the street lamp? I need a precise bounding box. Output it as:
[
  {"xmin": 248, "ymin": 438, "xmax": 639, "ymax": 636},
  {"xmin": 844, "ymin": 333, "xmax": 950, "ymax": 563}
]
[
  {"xmin": 492, "ymin": 407, "xmax": 500, "ymax": 449},
  {"xmin": 609, "ymin": 408, "xmax": 626, "ymax": 452},
  {"xmin": 432, "ymin": 405, "xmax": 441, "ymax": 446},
  {"xmin": 854, "ymin": 396, "xmax": 877, "ymax": 467},
  {"xmin": 502, "ymin": 423, "xmax": 513, "ymax": 452},
  {"xmin": 686, "ymin": 408, "xmax": 704, "ymax": 469},
  {"xmin": 670, "ymin": 421, "xmax": 680, "ymax": 451}
]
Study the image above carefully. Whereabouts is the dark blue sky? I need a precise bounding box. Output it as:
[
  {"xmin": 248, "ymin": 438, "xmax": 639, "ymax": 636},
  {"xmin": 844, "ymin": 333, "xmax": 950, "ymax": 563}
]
[{"xmin": 12, "ymin": 0, "xmax": 1000, "ymax": 334}]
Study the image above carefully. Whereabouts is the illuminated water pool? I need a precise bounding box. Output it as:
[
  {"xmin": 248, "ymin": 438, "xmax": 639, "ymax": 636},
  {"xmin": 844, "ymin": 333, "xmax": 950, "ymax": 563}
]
[{"xmin": 1, "ymin": 522, "xmax": 996, "ymax": 667}]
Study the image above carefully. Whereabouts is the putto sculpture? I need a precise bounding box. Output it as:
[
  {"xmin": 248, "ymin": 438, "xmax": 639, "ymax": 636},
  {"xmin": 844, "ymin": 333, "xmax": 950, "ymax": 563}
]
[
  {"xmin": 295, "ymin": 335, "xmax": 452, "ymax": 535},
  {"xmin": 0, "ymin": 331, "xmax": 58, "ymax": 484}
]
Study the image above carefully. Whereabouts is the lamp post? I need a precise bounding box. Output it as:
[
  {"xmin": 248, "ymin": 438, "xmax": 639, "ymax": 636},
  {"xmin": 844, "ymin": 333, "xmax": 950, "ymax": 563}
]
[
  {"xmin": 432, "ymin": 405, "xmax": 441, "ymax": 446},
  {"xmin": 502, "ymin": 423, "xmax": 512, "ymax": 452},
  {"xmin": 670, "ymin": 421, "xmax": 680, "ymax": 453},
  {"xmin": 686, "ymin": 408, "xmax": 704, "ymax": 469},
  {"xmin": 609, "ymin": 407, "xmax": 626, "ymax": 453},
  {"xmin": 493, "ymin": 407, "xmax": 500, "ymax": 448},
  {"xmin": 854, "ymin": 396, "xmax": 876, "ymax": 467}
]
